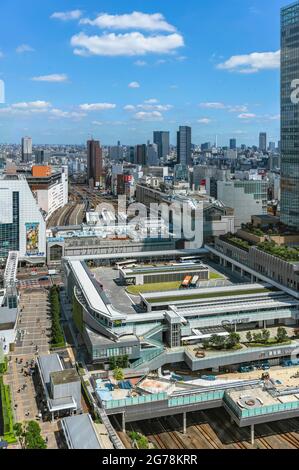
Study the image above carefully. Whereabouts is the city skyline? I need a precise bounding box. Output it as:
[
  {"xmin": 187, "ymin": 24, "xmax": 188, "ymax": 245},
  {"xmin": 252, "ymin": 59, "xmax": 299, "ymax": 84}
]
[{"xmin": 0, "ymin": 0, "xmax": 288, "ymax": 145}]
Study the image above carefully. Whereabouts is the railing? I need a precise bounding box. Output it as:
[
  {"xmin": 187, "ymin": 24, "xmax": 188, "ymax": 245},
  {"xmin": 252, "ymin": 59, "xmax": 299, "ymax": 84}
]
[
  {"xmin": 102, "ymin": 392, "xmax": 168, "ymax": 409},
  {"xmin": 168, "ymin": 390, "xmax": 224, "ymax": 407},
  {"xmin": 143, "ymin": 323, "xmax": 164, "ymax": 340},
  {"xmin": 130, "ymin": 347, "xmax": 164, "ymax": 369},
  {"xmin": 223, "ymin": 392, "xmax": 299, "ymax": 419}
]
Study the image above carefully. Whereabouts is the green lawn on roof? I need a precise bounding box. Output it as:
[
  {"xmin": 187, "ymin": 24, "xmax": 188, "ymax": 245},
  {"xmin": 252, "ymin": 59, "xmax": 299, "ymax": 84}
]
[
  {"xmin": 126, "ymin": 281, "xmax": 182, "ymax": 295},
  {"xmin": 148, "ymin": 287, "xmax": 273, "ymax": 304}
]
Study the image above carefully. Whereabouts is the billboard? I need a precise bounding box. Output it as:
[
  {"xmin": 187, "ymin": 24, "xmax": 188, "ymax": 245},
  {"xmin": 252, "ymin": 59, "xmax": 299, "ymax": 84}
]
[{"xmin": 25, "ymin": 223, "xmax": 39, "ymax": 254}]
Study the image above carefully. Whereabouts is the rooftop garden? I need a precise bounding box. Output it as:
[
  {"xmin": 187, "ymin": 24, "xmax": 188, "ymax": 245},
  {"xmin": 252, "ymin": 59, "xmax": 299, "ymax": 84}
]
[
  {"xmin": 257, "ymin": 241, "xmax": 299, "ymax": 262},
  {"xmin": 219, "ymin": 234, "xmax": 251, "ymax": 251},
  {"xmin": 245, "ymin": 327, "xmax": 292, "ymax": 348},
  {"xmin": 242, "ymin": 222, "xmax": 299, "ymax": 237},
  {"xmin": 148, "ymin": 287, "xmax": 273, "ymax": 304}
]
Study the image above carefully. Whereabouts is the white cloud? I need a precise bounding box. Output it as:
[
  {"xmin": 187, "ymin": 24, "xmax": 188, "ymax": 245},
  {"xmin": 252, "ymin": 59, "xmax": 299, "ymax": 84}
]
[
  {"xmin": 0, "ymin": 100, "xmax": 51, "ymax": 115},
  {"xmin": 71, "ymin": 32, "xmax": 184, "ymax": 57},
  {"xmin": 238, "ymin": 113, "xmax": 256, "ymax": 119},
  {"xmin": 128, "ymin": 81, "xmax": 140, "ymax": 89},
  {"xmin": 16, "ymin": 44, "xmax": 35, "ymax": 54},
  {"xmin": 144, "ymin": 98, "xmax": 159, "ymax": 104},
  {"xmin": 92, "ymin": 121, "xmax": 103, "ymax": 126},
  {"xmin": 134, "ymin": 111, "xmax": 163, "ymax": 121},
  {"xmin": 197, "ymin": 118, "xmax": 212, "ymax": 124},
  {"xmin": 199, "ymin": 102, "xmax": 226, "ymax": 109},
  {"xmin": 199, "ymin": 102, "xmax": 249, "ymax": 113},
  {"xmin": 32, "ymin": 74, "xmax": 68, "ymax": 83},
  {"xmin": 80, "ymin": 11, "xmax": 176, "ymax": 32},
  {"xmin": 51, "ymin": 10, "xmax": 82, "ymax": 21},
  {"xmin": 12, "ymin": 100, "xmax": 51, "ymax": 110},
  {"xmin": 0, "ymin": 51, "xmax": 4, "ymax": 58},
  {"xmin": 217, "ymin": 50, "xmax": 280, "ymax": 74},
  {"xmin": 124, "ymin": 101, "xmax": 172, "ymax": 112},
  {"xmin": 79, "ymin": 103, "xmax": 116, "ymax": 111},
  {"xmin": 50, "ymin": 109, "xmax": 86, "ymax": 119},
  {"xmin": 134, "ymin": 60, "xmax": 147, "ymax": 66}
]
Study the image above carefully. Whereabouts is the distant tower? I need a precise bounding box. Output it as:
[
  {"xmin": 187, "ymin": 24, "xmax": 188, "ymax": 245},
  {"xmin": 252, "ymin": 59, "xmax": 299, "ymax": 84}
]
[
  {"xmin": 21, "ymin": 137, "xmax": 32, "ymax": 162},
  {"xmin": 87, "ymin": 139, "xmax": 103, "ymax": 187},
  {"xmin": 177, "ymin": 126, "xmax": 192, "ymax": 165}
]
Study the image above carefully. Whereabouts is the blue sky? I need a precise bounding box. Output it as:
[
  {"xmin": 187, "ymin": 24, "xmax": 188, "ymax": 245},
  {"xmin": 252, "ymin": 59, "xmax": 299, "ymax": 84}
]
[{"xmin": 0, "ymin": 0, "xmax": 288, "ymax": 145}]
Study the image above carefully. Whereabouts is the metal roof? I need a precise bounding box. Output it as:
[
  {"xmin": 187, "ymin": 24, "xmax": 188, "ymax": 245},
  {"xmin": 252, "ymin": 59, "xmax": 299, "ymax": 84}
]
[{"xmin": 61, "ymin": 414, "xmax": 101, "ymax": 450}]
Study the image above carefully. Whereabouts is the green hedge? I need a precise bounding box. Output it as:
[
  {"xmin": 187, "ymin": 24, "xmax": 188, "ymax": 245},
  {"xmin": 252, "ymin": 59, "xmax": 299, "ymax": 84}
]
[
  {"xmin": 50, "ymin": 286, "xmax": 65, "ymax": 347},
  {"xmin": 0, "ymin": 376, "xmax": 16, "ymax": 443}
]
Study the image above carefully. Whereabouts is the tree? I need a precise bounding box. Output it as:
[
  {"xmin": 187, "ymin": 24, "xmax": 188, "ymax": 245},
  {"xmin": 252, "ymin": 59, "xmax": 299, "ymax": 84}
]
[
  {"xmin": 246, "ymin": 332, "xmax": 252, "ymax": 343},
  {"xmin": 276, "ymin": 327, "xmax": 288, "ymax": 343},
  {"xmin": 253, "ymin": 332, "xmax": 262, "ymax": 343},
  {"xmin": 113, "ymin": 367, "xmax": 124, "ymax": 381},
  {"xmin": 262, "ymin": 329, "xmax": 270, "ymax": 343},
  {"xmin": 209, "ymin": 334, "xmax": 225, "ymax": 350},
  {"xmin": 226, "ymin": 332, "xmax": 240, "ymax": 349},
  {"xmin": 24, "ymin": 421, "xmax": 47, "ymax": 449}
]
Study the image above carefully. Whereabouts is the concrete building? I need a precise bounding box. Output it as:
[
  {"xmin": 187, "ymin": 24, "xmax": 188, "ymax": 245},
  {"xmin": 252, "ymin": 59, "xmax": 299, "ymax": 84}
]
[
  {"xmin": 153, "ymin": 131, "xmax": 170, "ymax": 160},
  {"xmin": 21, "ymin": 136, "xmax": 32, "ymax": 163},
  {"xmin": 87, "ymin": 140, "xmax": 103, "ymax": 188},
  {"xmin": 0, "ymin": 252, "xmax": 19, "ymax": 356},
  {"xmin": 217, "ymin": 180, "xmax": 268, "ymax": 230},
  {"xmin": 177, "ymin": 126, "xmax": 192, "ymax": 166},
  {"xmin": 37, "ymin": 354, "xmax": 81, "ymax": 420},
  {"xmin": 259, "ymin": 133, "xmax": 267, "ymax": 152},
  {"xmin": 27, "ymin": 166, "xmax": 68, "ymax": 220},
  {"xmin": 0, "ymin": 174, "xmax": 46, "ymax": 262}
]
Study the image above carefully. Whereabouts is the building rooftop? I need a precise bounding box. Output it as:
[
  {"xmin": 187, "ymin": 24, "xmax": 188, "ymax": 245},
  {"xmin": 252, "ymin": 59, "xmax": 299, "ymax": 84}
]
[
  {"xmin": 50, "ymin": 369, "xmax": 79, "ymax": 386},
  {"xmin": 61, "ymin": 414, "xmax": 101, "ymax": 450}
]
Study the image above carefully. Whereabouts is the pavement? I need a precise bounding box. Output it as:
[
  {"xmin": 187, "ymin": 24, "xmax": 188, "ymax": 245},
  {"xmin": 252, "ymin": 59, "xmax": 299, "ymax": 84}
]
[{"xmin": 4, "ymin": 288, "xmax": 60, "ymax": 448}]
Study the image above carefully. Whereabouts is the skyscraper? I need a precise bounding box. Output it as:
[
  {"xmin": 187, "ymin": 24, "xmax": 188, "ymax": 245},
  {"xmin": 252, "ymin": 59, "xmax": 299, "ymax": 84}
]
[
  {"xmin": 229, "ymin": 138, "xmax": 237, "ymax": 150},
  {"xmin": 21, "ymin": 137, "xmax": 32, "ymax": 162},
  {"xmin": 153, "ymin": 131, "xmax": 170, "ymax": 160},
  {"xmin": 281, "ymin": 1, "xmax": 299, "ymax": 228},
  {"xmin": 87, "ymin": 140, "xmax": 103, "ymax": 187},
  {"xmin": 135, "ymin": 145, "xmax": 147, "ymax": 165},
  {"xmin": 259, "ymin": 132, "xmax": 267, "ymax": 152},
  {"xmin": 177, "ymin": 126, "xmax": 192, "ymax": 166}
]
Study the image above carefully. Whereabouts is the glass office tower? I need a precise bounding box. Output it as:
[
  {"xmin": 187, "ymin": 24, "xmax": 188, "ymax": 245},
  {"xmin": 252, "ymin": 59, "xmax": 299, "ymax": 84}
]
[{"xmin": 281, "ymin": 1, "xmax": 299, "ymax": 228}]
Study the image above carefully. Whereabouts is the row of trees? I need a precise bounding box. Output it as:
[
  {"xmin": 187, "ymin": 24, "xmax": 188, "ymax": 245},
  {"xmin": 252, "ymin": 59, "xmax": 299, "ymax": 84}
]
[
  {"xmin": 50, "ymin": 286, "xmax": 65, "ymax": 346},
  {"xmin": 246, "ymin": 327, "xmax": 289, "ymax": 345},
  {"xmin": 14, "ymin": 421, "xmax": 47, "ymax": 449}
]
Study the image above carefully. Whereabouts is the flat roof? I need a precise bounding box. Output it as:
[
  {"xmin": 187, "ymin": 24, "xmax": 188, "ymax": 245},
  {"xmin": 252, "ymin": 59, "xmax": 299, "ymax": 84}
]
[
  {"xmin": 121, "ymin": 263, "xmax": 208, "ymax": 276},
  {"xmin": 64, "ymin": 248, "xmax": 209, "ymax": 263},
  {"xmin": 141, "ymin": 282, "xmax": 272, "ymax": 302},
  {"xmin": 61, "ymin": 414, "xmax": 101, "ymax": 450},
  {"xmin": 50, "ymin": 369, "xmax": 79, "ymax": 386}
]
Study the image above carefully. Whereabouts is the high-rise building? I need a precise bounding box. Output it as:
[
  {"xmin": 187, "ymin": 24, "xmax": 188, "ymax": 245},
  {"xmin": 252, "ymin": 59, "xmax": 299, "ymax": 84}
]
[
  {"xmin": 230, "ymin": 138, "xmax": 237, "ymax": 150},
  {"xmin": 0, "ymin": 174, "xmax": 46, "ymax": 260},
  {"xmin": 87, "ymin": 140, "xmax": 103, "ymax": 187},
  {"xmin": 21, "ymin": 136, "xmax": 32, "ymax": 162},
  {"xmin": 259, "ymin": 133, "xmax": 267, "ymax": 152},
  {"xmin": 35, "ymin": 150, "xmax": 48, "ymax": 165},
  {"xmin": 281, "ymin": 1, "xmax": 299, "ymax": 228},
  {"xmin": 147, "ymin": 144, "xmax": 158, "ymax": 166},
  {"xmin": 135, "ymin": 145, "xmax": 147, "ymax": 165},
  {"xmin": 269, "ymin": 142, "xmax": 276, "ymax": 152},
  {"xmin": 153, "ymin": 131, "xmax": 170, "ymax": 160},
  {"xmin": 177, "ymin": 126, "xmax": 192, "ymax": 166}
]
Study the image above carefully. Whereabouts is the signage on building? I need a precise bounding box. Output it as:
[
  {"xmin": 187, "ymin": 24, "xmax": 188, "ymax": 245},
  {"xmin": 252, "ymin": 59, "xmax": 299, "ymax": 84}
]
[{"xmin": 25, "ymin": 222, "xmax": 39, "ymax": 255}]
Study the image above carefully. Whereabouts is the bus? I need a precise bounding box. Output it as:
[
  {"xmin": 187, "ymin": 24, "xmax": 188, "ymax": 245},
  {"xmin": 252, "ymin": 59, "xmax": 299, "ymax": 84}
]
[
  {"xmin": 179, "ymin": 256, "xmax": 202, "ymax": 264},
  {"xmin": 181, "ymin": 276, "xmax": 192, "ymax": 288},
  {"xmin": 190, "ymin": 275, "xmax": 199, "ymax": 288},
  {"xmin": 116, "ymin": 259, "xmax": 137, "ymax": 270}
]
